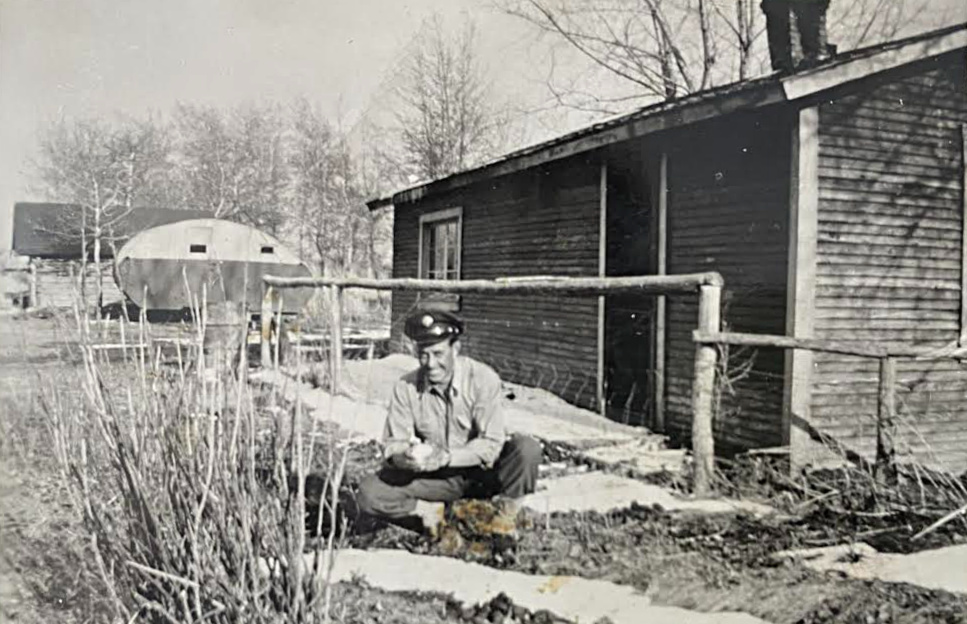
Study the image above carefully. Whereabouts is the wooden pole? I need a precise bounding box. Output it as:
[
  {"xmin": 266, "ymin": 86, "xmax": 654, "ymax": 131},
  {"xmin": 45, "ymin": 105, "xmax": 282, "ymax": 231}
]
[
  {"xmin": 959, "ymin": 124, "xmax": 967, "ymax": 346},
  {"xmin": 261, "ymin": 285, "xmax": 274, "ymax": 368},
  {"xmin": 654, "ymin": 152, "xmax": 668, "ymax": 432},
  {"xmin": 597, "ymin": 161, "xmax": 607, "ymax": 417},
  {"xmin": 785, "ymin": 106, "xmax": 819, "ymax": 469},
  {"xmin": 263, "ymin": 273, "xmax": 724, "ymax": 296},
  {"xmin": 329, "ymin": 285, "xmax": 343, "ymax": 393},
  {"xmin": 28, "ymin": 261, "xmax": 38, "ymax": 308},
  {"xmin": 875, "ymin": 356, "xmax": 898, "ymax": 485},
  {"xmin": 692, "ymin": 284, "xmax": 721, "ymax": 497},
  {"xmin": 694, "ymin": 330, "xmax": 966, "ymax": 360}
]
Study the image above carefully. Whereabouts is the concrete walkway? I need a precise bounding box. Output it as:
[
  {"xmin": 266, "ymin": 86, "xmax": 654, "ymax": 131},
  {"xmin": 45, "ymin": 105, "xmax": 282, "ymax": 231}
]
[
  {"xmin": 777, "ymin": 543, "xmax": 967, "ymax": 595},
  {"xmin": 253, "ymin": 368, "xmax": 641, "ymax": 446},
  {"xmin": 254, "ymin": 371, "xmax": 388, "ymax": 440},
  {"xmin": 582, "ymin": 441, "xmax": 687, "ymax": 477},
  {"xmin": 522, "ymin": 471, "xmax": 775, "ymax": 516},
  {"xmin": 254, "ymin": 368, "xmax": 774, "ymax": 517},
  {"xmin": 312, "ymin": 549, "xmax": 769, "ymax": 624}
]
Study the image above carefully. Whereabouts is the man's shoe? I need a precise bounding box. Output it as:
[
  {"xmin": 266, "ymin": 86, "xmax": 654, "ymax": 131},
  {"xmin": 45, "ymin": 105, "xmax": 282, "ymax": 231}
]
[
  {"xmin": 489, "ymin": 496, "xmax": 520, "ymax": 536},
  {"xmin": 413, "ymin": 500, "xmax": 446, "ymax": 538}
]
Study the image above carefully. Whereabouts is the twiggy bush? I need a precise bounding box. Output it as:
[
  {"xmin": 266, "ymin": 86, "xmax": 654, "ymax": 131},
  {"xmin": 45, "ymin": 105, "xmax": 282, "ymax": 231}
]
[{"xmin": 40, "ymin": 308, "xmax": 347, "ymax": 623}]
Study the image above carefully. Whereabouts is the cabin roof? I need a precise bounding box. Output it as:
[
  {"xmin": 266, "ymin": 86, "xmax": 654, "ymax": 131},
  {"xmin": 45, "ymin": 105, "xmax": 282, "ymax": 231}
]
[
  {"xmin": 368, "ymin": 21, "xmax": 967, "ymax": 209},
  {"xmin": 11, "ymin": 202, "xmax": 213, "ymax": 259}
]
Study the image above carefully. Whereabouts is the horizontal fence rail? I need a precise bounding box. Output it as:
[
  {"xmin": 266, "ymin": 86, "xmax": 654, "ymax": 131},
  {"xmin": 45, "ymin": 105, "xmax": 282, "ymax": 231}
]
[
  {"xmin": 693, "ymin": 331, "xmax": 967, "ymax": 360},
  {"xmin": 262, "ymin": 272, "xmax": 724, "ymax": 295},
  {"xmin": 694, "ymin": 330, "xmax": 967, "ymax": 485},
  {"xmin": 262, "ymin": 272, "xmax": 725, "ymax": 496}
]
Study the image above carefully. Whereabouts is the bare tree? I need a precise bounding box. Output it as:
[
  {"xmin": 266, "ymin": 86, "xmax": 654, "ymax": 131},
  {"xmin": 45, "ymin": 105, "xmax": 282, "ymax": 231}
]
[
  {"xmin": 498, "ymin": 0, "xmax": 935, "ymax": 113},
  {"xmin": 392, "ymin": 15, "xmax": 507, "ymax": 181},
  {"xmin": 32, "ymin": 115, "xmax": 172, "ymax": 311},
  {"xmin": 349, "ymin": 124, "xmax": 398, "ymax": 281},
  {"xmin": 287, "ymin": 100, "xmax": 370, "ymax": 278},
  {"xmin": 174, "ymin": 103, "xmax": 288, "ymax": 234}
]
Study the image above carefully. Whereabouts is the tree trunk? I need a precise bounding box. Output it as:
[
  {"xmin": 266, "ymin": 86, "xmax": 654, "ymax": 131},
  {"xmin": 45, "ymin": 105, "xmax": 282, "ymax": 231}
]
[
  {"xmin": 79, "ymin": 205, "xmax": 88, "ymax": 310},
  {"xmin": 737, "ymin": 0, "xmax": 751, "ymax": 80},
  {"xmin": 94, "ymin": 230, "xmax": 103, "ymax": 318},
  {"xmin": 367, "ymin": 214, "xmax": 378, "ymax": 279}
]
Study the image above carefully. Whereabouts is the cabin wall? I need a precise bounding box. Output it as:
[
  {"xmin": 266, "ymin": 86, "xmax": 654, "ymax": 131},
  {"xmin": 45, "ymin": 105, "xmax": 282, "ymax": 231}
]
[
  {"xmin": 33, "ymin": 259, "xmax": 124, "ymax": 309},
  {"xmin": 665, "ymin": 109, "xmax": 792, "ymax": 453},
  {"xmin": 391, "ymin": 156, "xmax": 602, "ymax": 409},
  {"xmin": 810, "ymin": 53, "xmax": 967, "ymax": 471}
]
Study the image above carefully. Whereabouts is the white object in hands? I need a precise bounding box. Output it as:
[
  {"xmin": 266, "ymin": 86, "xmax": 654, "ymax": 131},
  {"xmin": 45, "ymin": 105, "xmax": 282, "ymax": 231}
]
[{"xmin": 409, "ymin": 442, "xmax": 435, "ymax": 461}]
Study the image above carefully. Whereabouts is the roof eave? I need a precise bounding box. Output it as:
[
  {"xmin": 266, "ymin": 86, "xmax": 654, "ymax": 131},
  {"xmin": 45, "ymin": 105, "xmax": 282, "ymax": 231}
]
[
  {"xmin": 366, "ymin": 195, "xmax": 393, "ymax": 210},
  {"xmin": 369, "ymin": 22, "xmax": 967, "ymax": 209},
  {"xmin": 780, "ymin": 25, "xmax": 967, "ymax": 100},
  {"xmin": 385, "ymin": 81, "xmax": 787, "ymax": 207}
]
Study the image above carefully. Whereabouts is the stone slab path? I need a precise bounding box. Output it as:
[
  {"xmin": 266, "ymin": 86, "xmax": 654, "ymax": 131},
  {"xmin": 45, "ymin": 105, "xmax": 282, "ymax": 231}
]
[
  {"xmin": 522, "ymin": 471, "xmax": 775, "ymax": 516},
  {"xmin": 253, "ymin": 369, "xmax": 641, "ymax": 446},
  {"xmin": 777, "ymin": 543, "xmax": 967, "ymax": 595},
  {"xmin": 312, "ymin": 549, "xmax": 769, "ymax": 624},
  {"xmin": 254, "ymin": 369, "xmax": 774, "ymax": 518},
  {"xmin": 582, "ymin": 441, "xmax": 687, "ymax": 477}
]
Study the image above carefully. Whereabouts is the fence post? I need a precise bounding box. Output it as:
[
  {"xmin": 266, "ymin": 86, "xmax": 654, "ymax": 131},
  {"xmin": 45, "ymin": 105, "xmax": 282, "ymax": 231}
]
[
  {"xmin": 329, "ymin": 285, "xmax": 343, "ymax": 393},
  {"xmin": 692, "ymin": 284, "xmax": 721, "ymax": 497},
  {"xmin": 28, "ymin": 261, "xmax": 38, "ymax": 308},
  {"xmin": 261, "ymin": 284, "xmax": 274, "ymax": 368},
  {"xmin": 876, "ymin": 356, "xmax": 898, "ymax": 485}
]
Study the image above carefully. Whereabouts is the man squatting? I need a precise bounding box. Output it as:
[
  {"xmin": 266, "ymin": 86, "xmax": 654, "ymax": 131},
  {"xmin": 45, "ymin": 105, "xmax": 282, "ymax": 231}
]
[{"xmin": 357, "ymin": 310, "xmax": 542, "ymax": 535}]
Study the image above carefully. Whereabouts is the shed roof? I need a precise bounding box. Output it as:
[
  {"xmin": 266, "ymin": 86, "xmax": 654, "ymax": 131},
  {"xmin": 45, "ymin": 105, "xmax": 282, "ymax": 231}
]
[
  {"xmin": 11, "ymin": 203, "xmax": 213, "ymax": 259},
  {"xmin": 368, "ymin": 21, "xmax": 967, "ymax": 209}
]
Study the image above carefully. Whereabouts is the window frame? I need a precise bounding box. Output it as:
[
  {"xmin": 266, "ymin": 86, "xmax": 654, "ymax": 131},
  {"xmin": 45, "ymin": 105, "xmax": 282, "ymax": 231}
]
[{"xmin": 417, "ymin": 206, "xmax": 463, "ymax": 310}]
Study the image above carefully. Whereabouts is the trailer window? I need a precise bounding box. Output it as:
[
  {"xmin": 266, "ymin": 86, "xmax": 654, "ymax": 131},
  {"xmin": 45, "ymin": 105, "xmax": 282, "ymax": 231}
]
[
  {"xmin": 190, "ymin": 244, "xmax": 207, "ymax": 254},
  {"xmin": 261, "ymin": 245, "xmax": 274, "ymax": 254}
]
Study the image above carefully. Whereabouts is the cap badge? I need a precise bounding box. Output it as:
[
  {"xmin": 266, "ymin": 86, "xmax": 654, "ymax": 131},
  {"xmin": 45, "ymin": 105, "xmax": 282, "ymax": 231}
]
[{"xmin": 421, "ymin": 314, "xmax": 435, "ymax": 328}]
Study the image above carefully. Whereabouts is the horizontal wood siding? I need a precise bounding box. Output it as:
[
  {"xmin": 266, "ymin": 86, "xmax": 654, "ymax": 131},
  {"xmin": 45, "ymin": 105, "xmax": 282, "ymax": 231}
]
[
  {"xmin": 812, "ymin": 53, "xmax": 967, "ymax": 472},
  {"xmin": 35, "ymin": 259, "xmax": 125, "ymax": 309},
  {"xmin": 391, "ymin": 157, "xmax": 601, "ymax": 409},
  {"xmin": 666, "ymin": 110, "xmax": 791, "ymax": 453}
]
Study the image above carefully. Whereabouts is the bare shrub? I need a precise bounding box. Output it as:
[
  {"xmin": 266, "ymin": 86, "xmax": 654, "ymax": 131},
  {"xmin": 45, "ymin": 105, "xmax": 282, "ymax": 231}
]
[{"xmin": 37, "ymin": 306, "xmax": 348, "ymax": 623}]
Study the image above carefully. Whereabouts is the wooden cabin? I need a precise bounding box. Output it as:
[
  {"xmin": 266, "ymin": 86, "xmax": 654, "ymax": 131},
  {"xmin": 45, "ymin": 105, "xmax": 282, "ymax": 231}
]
[
  {"xmin": 10, "ymin": 203, "xmax": 211, "ymax": 310},
  {"xmin": 369, "ymin": 23, "xmax": 967, "ymax": 472}
]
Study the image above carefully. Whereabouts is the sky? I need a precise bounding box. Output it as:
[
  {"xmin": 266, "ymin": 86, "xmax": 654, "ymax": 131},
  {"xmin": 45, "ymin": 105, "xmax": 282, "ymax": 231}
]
[
  {"xmin": 1, "ymin": 0, "xmax": 965, "ymax": 253},
  {"xmin": 0, "ymin": 0, "xmax": 545, "ymax": 252}
]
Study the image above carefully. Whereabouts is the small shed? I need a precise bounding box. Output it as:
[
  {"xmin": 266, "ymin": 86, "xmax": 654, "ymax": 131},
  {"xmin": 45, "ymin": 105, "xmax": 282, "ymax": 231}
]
[
  {"xmin": 369, "ymin": 23, "xmax": 967, "ymax": 472},
  {"xmin": 10, "ymin": 203, "xmax": 211, "ymax": 309}
]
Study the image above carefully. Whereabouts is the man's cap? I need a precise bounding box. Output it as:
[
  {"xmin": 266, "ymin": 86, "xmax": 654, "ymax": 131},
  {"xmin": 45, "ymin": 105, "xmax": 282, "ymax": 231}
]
[{"xmin": 404, "ymin": 310, "xmax": 464, "ymax": 345}]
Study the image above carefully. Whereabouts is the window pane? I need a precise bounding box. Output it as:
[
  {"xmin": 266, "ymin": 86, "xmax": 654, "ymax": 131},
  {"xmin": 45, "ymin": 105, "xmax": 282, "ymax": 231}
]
[
  {"xmin": 434, "ymin": 222, "xmax": 447, "ymax": 280},
  {"xmin": 423, "ymin": 226, "xmax": 435, "ymax": 278},
  {"xmin": 446, "ymin": 221, "xmax": 458, "ymax": 275},
  {"xmin": 422, "ymin": 216, "xmax": 461, "ymax": 281}
]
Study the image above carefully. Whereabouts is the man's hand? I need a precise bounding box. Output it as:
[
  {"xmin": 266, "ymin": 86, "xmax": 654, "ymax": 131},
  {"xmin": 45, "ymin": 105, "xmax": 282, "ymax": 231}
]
[
  {"xmin": 390, "ymin": 443, "xmax": 450, "ymax": 473},
  {"xmin": 418, "ymin": 445, "xmax": 450, "ymax": 472}
]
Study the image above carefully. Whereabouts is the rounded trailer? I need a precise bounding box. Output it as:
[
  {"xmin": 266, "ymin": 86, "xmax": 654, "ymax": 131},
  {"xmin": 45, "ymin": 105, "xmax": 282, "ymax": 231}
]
[{"xmin": 115, "ymin": 218, "xmax": 312, "ymax": 316}]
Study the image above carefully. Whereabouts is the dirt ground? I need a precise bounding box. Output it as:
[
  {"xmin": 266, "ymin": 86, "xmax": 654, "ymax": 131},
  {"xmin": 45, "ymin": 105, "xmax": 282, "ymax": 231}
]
[
  {"xmin": 4, "ymin": 315, "xmax": 967, "ymax": 624},
  {"xmin": 350, "ymin": 501, "xmax": 967, "ymax": 624}
]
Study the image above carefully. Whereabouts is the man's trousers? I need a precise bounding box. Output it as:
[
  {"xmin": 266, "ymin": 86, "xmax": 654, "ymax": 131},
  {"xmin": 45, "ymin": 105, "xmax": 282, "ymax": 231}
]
[{"xmin": 356, "ymin": 434, "xmax": 541, "ymax": 519}]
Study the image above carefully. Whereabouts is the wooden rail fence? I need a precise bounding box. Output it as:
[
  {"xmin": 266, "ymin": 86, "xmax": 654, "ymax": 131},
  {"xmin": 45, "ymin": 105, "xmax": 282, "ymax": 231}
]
[
  {"xmin": 693, "ymin": 330, "xmax": 967, "ymax": 483},
  {"xmin": 262, "ymin": 272, "xmax": 725, "ymax": 496}
]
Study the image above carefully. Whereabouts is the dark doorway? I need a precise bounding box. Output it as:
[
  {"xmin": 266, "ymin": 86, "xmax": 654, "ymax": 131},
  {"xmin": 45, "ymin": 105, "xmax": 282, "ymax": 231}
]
[{"xmin": 604, "ymin": 153, "xmax": 657, "ymax": 427}]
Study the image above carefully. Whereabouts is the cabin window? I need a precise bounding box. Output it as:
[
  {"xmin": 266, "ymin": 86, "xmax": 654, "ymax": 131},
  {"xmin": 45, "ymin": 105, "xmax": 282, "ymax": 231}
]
[
  {"xmin": 261, "ymin": 245, "xmax": 274, "ymax": 254},
  {"xmin": 190, "ymin": 244, "xmax": 207, "ymax": 254},
  {"xmin": 418, "ymin": 207, "xmax": 462, "ymax": 311}
]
